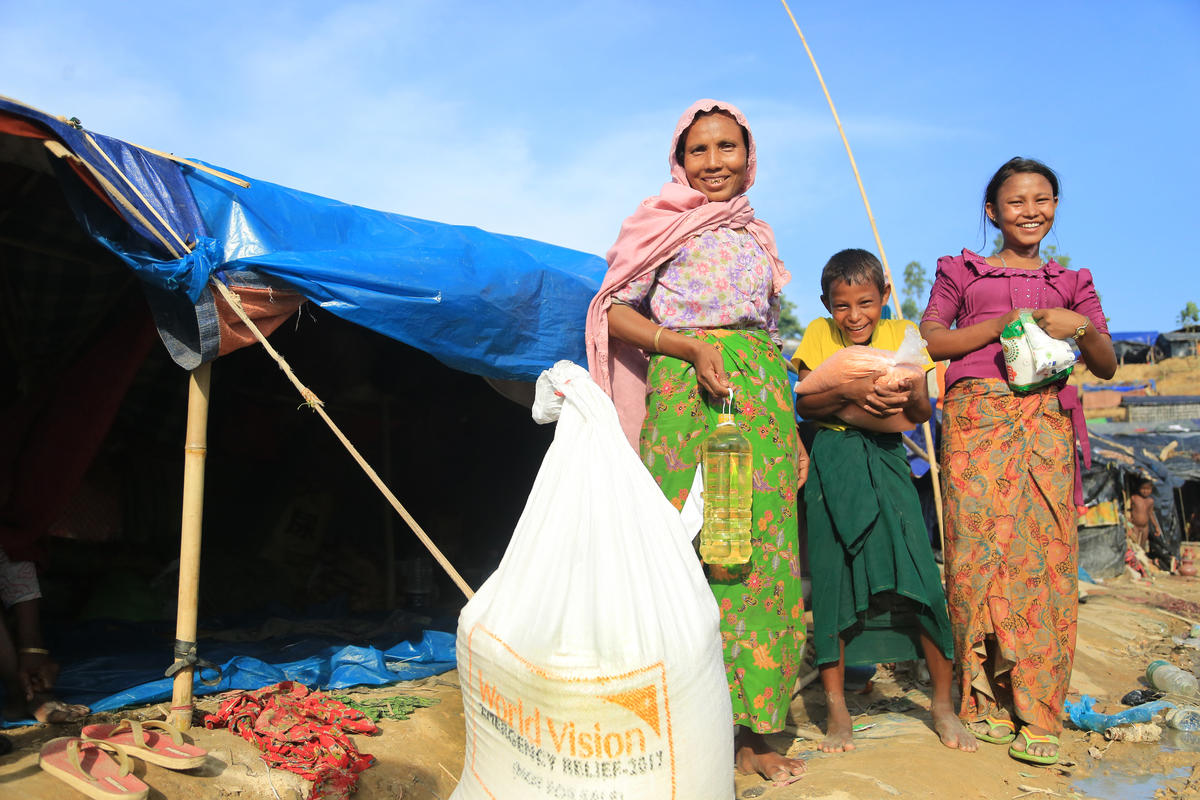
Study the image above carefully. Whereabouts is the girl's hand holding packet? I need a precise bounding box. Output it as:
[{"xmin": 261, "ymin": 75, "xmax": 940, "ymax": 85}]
[{"xmin": 1000, "ymin": 310, "xmax": 1076, "ymax": 391}]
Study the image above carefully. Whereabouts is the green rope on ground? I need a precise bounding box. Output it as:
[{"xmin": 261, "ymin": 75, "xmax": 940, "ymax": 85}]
[{"xmin": 333, "ymin": 694, "xmax": 440, "ymax": 722}]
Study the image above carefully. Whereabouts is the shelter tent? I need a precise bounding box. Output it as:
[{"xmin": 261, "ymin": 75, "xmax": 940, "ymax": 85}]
[
  {"xmin": 1106, "ymin": 331, "xmax": 1160, "ymax": 364},
  {"xmin": 1082, "ymin": 422, "xmax": 1200, "ymax": 575},
  {"xmin": 1156, "ymin": 327, "xmax": 1200, "ymax": 360},
  {"xmin": 0, "ymin": 95, "xmax": 606, "ymax": 719},
  {"xmin": 0, "ymin": 95, "xmax": 606, "ymax": 380}
]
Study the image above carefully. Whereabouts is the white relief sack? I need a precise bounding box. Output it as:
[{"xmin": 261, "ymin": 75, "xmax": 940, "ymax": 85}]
[
  {"xmin": 1000, "ymin": 311, "xmax": 1077, "ymax": 391},
  {"xmin": 452, "ymin": 361, "xmax": 733, "ymax": 800}
]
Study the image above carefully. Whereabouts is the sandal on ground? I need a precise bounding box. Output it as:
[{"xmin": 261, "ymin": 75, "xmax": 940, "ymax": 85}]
[
  {"xmin": 1008, "ymin": 728, "xmax": 1059, "ymax": 765},
  {"xmin": 38, "ymin": 737, "xmax": 149, "ymax": 799},
  {"xmin": 80, "ymin": 719, "xmax": 207, "ymax": 770},
  {"xmin": 968, "ymin": 715, "xmax": 1016, "ymax": 744}
]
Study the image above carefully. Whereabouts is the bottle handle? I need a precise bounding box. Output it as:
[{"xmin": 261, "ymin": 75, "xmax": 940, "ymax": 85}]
[{"xmin": 722, "ymin": 388, "xmax": 734, "ymax": 416}]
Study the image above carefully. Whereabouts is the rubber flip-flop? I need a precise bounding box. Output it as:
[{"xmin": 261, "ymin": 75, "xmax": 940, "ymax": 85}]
[
  {"xmin": 81, "ymin": 719, "xmax": 207, "ymax": 770},
  {"xmin": 970, "ymin": 715, "xmax": 1016, "ymax": 745},
  {"xmin": 38, "ymin": 737, "xmax": 149, "ymax": 800},
  {"xmin": 1008, "ymin": 728, "xmax": 1059, "ymax": 765}
]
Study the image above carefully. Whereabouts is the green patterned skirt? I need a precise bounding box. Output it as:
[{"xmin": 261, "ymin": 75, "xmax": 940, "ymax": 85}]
[
  {"xmin": 640, "ymin": 328, "xmax": 805, "ymax": 734},
  {"xmin": 804, "ymin": 426, "xmax": 953, "ymax": 668}
]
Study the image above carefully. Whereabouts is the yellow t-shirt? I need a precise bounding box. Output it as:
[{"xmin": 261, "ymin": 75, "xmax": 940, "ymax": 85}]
[{"xmin": 790, "ymin": 317, "xmax": 933, "ymax": 431}]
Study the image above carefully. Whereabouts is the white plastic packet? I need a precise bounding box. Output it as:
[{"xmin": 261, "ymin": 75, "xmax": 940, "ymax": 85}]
[
  {"xmin": 452, "ymin": 361, "xmax": 733, "ymax": 800},
  {"xmin": 1001, "ymin": 311, "xmax": 1076, "ymax": 391},
  {"xmin": 794, "ymin": 324, "xmax": 927, "ymax": 395}
]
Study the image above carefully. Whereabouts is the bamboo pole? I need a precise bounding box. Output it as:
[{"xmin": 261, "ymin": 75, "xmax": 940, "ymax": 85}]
[
  {"xmin": 124, "ymin": 142, "xmax": 251, "ymax": 188},
  {"xmin": 779, "ymin": 1, "xmax": 946, "ymax": 554},
  {"xmin": 81, "ymin": 133, "xmax": 190, "ymax": 254},
  {"xmin": 167, "ymin": 361, "xmax": 212, "ymax": 731}
]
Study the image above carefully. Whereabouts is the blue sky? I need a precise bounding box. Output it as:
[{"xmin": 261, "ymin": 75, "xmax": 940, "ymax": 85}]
[{"xmin": 2, "ymin": 0, "xmax": 1197, "ymax": 332}]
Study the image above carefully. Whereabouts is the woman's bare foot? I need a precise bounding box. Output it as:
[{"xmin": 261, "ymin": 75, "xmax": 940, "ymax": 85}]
[
  {"xmin": 30, "ymin": 696, "xmax": 89, "ymax": 724},
  {"xmin": 735, "ymin": 727, "xmax": 806, "ymax": 783},
  {"xmin": 4, "ymin": 694, "xmax": 88, "ymax": 724},
  {"xmin": 931, "ymin": 698, "xmax": 977, "ymax": 751},
  {"xmin": 820, "ymin": 695, "xmax": 855, "ymax": 753}
]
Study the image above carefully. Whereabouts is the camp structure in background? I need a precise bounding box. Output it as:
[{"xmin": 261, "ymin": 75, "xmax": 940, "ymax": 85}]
[
  {"xmin": 0, "ymin": 95, "xmax": 605, "ymax": 722},
  {"xmin": 1107, "ymin": 330, "xmax": 1160, "ymax": 365},
  {"xmin": 1156, "ymin": 326, "xmax": 1200, "ymax": 361},
  {"xmin": 1078, "ymin": 423, "xmax": 1200, "ymax": 578}
]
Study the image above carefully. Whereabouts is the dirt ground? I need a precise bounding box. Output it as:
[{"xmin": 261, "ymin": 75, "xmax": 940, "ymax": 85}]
[
  {"xmin": 1073, "ymin": 353, "xmax": 1200, "ymax": 398},
  {"xmin": 2, "ymin": 574, "xmax": 1199, "ymax": 800}
]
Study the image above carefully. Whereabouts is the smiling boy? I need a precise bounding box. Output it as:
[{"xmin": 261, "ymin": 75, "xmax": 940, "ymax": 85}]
[{"xmin": 791, "ymin": 249, "xmax": 973, "ymax": 754}]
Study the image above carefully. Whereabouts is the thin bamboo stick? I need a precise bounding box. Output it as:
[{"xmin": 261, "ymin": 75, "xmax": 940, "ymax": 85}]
[
  {"xmin": 779, "ymin": 2, "xmax": 946, "ymax": 554},
  {"xmin": 125, "ymin": 142, "xmax": 251, "ymax": 188},
  {"xmin": 43, "ymin": 141, "xmax": 183, "ymax": 258},
  {"xmin": 82, "ymin": 132, "xmax": 190, "ymax": 254},
  {"xmin": 168, "ymin": 361, "xmax": 212, "ymax": 731},
  {"xmin": 211, "ymin": 279, "xmax": 474, "ymax": 599}
]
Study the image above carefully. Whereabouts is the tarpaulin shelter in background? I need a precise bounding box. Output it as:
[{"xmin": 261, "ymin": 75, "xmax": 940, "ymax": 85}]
[
  {"xmin": 0, "ymin": 94, "xmax": 606, "ymax": 719},
  {"xmin": 1107, "ymin": 331, "xmax": 1161, "ymax": 364},
  {"xmin": 1156, "ymin": 327, "xmax": 1200, "ymax": 360},
  {"xmin": 0, "ymin": 95, "xmax": 606, "ymax": 380},
  {"xmin": 1081, "ymin": 421, "xmax": 1200, "ymax": 576}
]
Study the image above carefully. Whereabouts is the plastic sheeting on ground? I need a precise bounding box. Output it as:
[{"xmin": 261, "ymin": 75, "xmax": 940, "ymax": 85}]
[{"xmin": 0, "ymin": 627, "xmax": 455, "ymax": 728}]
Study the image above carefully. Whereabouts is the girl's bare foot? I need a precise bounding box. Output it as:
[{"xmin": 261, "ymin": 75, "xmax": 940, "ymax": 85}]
[
  {"xmin": 820, "ymin": 695, "xmax": 855, "ymax": 752},
  {"xmin": 931, "ymin": 698, "xmax": 977, "ymax": 751},
  {"xmin": 735, "ymin": 728, "xmax": 806, "ymax": 783}
]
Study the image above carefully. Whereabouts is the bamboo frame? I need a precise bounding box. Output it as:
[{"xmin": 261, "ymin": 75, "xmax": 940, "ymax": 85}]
[
  {"xmin": 123, "ymin": 141, "xmax": 250, "ymax": 188},
  {"xmin": 167, "ymin": 362, "xmax": 212, "ymax": 731},
  {"xmin": 779, "ymin": 1, "xmax": 946, "ymax": 553}
]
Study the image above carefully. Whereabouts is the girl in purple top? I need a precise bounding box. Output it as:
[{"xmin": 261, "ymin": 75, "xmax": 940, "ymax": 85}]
[{"xmin": 920, "ymin": 158, "xmax": 1116, "ymax": 766}]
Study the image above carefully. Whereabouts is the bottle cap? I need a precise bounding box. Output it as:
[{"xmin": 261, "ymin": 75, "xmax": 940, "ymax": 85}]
[
  {"xmin": 1146, "ymin": 659, "xmax": 1169, "ymax": 681},
  {"xmin": 716, "ymin": 413, "xmax": 735, "ymax": 426}
]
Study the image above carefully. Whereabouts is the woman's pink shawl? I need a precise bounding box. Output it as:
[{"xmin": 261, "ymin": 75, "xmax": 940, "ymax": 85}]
[{"xmin": 585, "ymin": 99, "xmax": 791, "ymax": 448}]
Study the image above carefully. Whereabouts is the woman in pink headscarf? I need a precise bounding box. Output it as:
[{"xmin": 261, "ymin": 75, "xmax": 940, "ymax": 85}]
[{"xmin": 585, "ymin": 100, "xmax": 807, "ymax": 782}]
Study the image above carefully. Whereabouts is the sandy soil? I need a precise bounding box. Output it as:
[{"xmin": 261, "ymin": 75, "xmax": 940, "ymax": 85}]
[
  {"xmin": 1073, "ymin": 354, "xmax": 1200, "ymax": 398},
  {"xmin": 2, "ymin": 575, "xmax": 1199, "ymax": 800}
]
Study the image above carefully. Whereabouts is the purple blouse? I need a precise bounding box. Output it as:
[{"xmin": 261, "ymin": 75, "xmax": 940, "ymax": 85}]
[{"xmin": 922, "ymin": 249, "xmax": 1110, "ymax": 390}]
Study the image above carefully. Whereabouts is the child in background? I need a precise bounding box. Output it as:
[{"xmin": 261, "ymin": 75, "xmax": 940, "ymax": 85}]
[
  {"xmin": 1128, "ymin": 480, "xmax": 1162, "ymax": 551},
  {"xmin": 793, "ymin": 249, "xmax": 973, "ymax": 753}
]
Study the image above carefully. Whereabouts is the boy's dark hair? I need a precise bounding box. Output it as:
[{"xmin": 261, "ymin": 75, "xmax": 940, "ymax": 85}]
[{"xmin": 820, "ymin": 248, "xmax": 887, "ymax": 299}]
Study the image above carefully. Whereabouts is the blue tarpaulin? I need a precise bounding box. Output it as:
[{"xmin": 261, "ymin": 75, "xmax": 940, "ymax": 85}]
[
  {"xmin": 1, "ymin": 628, "xmax": 457, "ymax": 728},
  {"xmin": 0, "ymin": 96, "xmax": 609, "ymax": 718},
  {"xmin": 0, "ymin": 96, "xmax": 606, "ymax": 381},
  {"xmin": 1108, "ymin": 331, "xmax": 1159, "ymax": 345}
]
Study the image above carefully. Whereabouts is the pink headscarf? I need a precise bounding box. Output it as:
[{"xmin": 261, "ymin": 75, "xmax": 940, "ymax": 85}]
[{"xmin": 585, "ymin": 99, "xmax": 790, "ymax": 448}]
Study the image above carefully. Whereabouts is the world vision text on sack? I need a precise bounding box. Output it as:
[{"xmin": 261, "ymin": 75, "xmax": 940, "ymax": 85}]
[{"xmin": 466, "ymin": 624, "xmax": 677, "ymax": 799}]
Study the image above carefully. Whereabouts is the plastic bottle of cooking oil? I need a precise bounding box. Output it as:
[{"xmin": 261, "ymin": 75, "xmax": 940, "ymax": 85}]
[{"xmin": 699, "ymin": 412, "xmax": 752, "ymax": 566}]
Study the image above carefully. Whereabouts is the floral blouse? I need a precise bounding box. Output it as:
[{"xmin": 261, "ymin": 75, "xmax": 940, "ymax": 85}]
[{"xmin": 613, "ymin": 226, "xmax": 781, "ymax": 345}]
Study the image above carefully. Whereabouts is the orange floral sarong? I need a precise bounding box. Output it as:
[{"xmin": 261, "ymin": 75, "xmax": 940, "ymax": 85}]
[{"xmin": 941, "ymin": 379, "xmax": 1077, "ymax": 734}]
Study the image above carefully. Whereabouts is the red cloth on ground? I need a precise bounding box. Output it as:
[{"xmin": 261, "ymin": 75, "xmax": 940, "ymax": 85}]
[{"xmin": 204, "ymin": 681, "xmax": 377, "ymax": 800}]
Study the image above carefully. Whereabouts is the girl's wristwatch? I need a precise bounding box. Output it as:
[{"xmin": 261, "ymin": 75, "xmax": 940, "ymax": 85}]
[{"xmin": 1072, "ymin": 319, "xmax": 1089, "ymax": 340}]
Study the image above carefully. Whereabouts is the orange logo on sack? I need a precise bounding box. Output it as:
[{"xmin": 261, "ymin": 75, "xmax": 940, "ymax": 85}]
[{"xmin": 465, "ymin": 624, "xmax": 677, "ymax": 799}]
